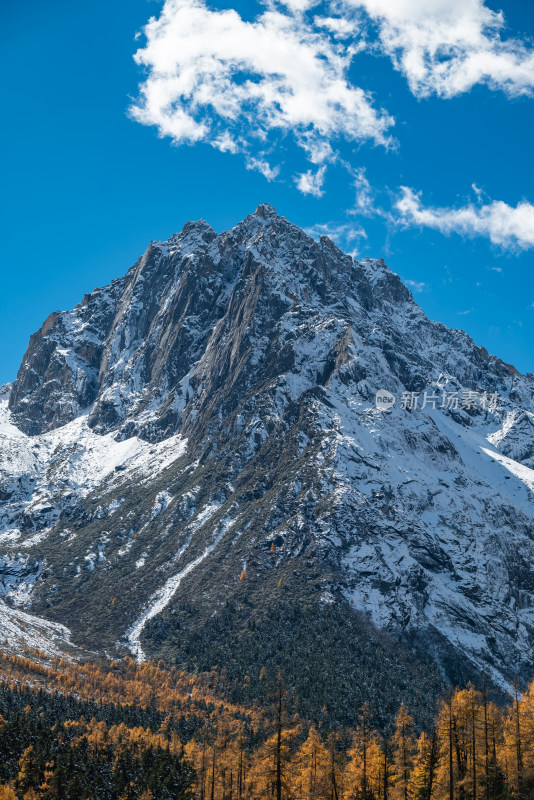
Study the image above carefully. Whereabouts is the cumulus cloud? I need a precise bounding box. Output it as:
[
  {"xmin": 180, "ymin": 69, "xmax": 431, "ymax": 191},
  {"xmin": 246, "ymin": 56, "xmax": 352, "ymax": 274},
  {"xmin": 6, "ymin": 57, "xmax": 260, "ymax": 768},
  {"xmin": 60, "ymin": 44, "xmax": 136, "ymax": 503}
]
[
  {"xmin": 280, "ymin": 0, "xmax": 534, "ymax": 100},
  {"xmin": 339, "ymin": 0, "xmax": 534, "ymax": 98},
  {"xmin": 395, "ymin": 187, "xmax": 534, "ymax": 250},
  {"xmin": 130, "ymin": 0, "xmax": 534, "ymax": 200},
  {"xmin": 130, "ymin": 0, "xmax": 394, "ymax": 187}
]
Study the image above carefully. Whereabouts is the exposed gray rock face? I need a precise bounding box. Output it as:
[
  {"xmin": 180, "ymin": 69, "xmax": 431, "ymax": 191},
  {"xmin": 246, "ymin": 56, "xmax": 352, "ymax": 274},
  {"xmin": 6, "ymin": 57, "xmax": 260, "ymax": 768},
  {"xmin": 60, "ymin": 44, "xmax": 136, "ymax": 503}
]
[
  {"xmin": 2, "ymin": 204, "xmax": 534, "ymax": 724},
  {"xmin": 9, "ymin": 278, "xmax": 125, "ymax": 435},
  {"xmin": 10, "ymin": 206, "xmax": 530, "ymax": 444},
  {"xmin": 489, "ymin": 410, "xmax": 534, "ymax": 468},
  {"xmin": 0, "ymin": 555, "xmax": 41, "ymax": 604}
]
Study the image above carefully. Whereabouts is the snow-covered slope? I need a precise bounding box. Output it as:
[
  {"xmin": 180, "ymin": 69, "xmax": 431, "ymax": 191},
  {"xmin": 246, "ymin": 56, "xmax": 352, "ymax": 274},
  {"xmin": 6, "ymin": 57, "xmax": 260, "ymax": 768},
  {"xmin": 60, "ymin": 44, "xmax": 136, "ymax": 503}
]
[
  {"xmin": 1, "ymin": 205, "xmax": 534, "ymax": 716},
  {"xmin": 0, "ymin": 598, "xmax": 74, "ymax": 659},
  {"xmin": 0, "ymin": 383, "xmax": 186, "ymax": 545}
]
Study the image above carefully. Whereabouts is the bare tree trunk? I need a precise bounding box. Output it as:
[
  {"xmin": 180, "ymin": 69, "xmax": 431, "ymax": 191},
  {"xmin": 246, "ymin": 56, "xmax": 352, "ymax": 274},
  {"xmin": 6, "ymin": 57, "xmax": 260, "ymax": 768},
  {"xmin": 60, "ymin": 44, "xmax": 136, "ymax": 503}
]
[
  {"xmin": 362, "ymin": 707, "xmax": 368, "ymax": 794},
  {"xmin": 491, "ymin": 724, "xmax": 497, "ymax": 800},
  {"xmin": 482, "ymin": 673, "xmax": 489, "ymax": 800},
  {"xmin": 276, "ymin": 677, "xmax": 283, "ymax": 800},
  {"xmin": 330, "ymin": 746, "xmax": 339, "ymax": 800},
  {"xmin": 200, "ymin": 738, "xmax": 207, "ymax": 800},
  {"xmin": 238, "ymin": 749, "xmax": 243, "ymax": 800},
  {"xmin": 449, "ymin": 700, "xmax": 454, "ymax": 800},
  {"xmin": 471, "ymin": 694, "xmax": 477, "ymax": 800},
  {"xmin": 427, "ymin": 730, "xmax": 439, "ymax": 800},
  {"xmin": 211, "ymin": 746, "xmax": 216, "ymax": 800},
  {"xmin": 514, "ymin": 683, "xmax": 523, "ymax": 800}
]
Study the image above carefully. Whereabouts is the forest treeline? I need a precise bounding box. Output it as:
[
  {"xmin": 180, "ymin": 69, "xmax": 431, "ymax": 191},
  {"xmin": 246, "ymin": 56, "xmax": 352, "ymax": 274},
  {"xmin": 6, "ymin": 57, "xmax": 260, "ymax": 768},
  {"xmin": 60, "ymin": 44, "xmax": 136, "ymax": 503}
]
[{"xmin": 0, "ymin": 649, "xmax": 533, "ymax": 799}]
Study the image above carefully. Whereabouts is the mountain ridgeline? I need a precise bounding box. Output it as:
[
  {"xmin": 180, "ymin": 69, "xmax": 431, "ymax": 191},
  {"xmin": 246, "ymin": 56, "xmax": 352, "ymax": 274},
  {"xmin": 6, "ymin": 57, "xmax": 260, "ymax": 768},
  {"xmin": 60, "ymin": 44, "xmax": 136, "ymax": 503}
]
[{"xmin": 1, "ymin": 204, "xmax": 534, "ymax": 728}]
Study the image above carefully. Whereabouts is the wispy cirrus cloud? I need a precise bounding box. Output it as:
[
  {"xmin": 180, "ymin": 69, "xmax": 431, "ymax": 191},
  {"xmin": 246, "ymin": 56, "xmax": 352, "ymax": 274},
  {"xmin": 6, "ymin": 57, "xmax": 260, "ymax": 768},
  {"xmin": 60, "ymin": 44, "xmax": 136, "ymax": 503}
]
[
  {"xmin": 304, "ymin": 220, "xmax": 368, "ymax": 255},
  {"xmin": 351, "ymin": 167, "xmax": 375, "ymax": 215},
  {"xmin": 404, "ymin": 279, "xmax": 427, "ymax": 293},
  {"xmin": 395, "ymin": 187, "xmax": 534, "ymax": 250}
]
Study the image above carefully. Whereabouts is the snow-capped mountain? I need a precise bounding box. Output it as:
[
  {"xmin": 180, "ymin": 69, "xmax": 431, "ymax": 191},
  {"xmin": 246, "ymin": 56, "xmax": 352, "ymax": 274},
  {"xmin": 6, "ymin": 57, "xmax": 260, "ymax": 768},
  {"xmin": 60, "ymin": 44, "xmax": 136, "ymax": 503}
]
[{"xmin": 1, "ymin": 205, "xmax": 534, "ymax": 723}]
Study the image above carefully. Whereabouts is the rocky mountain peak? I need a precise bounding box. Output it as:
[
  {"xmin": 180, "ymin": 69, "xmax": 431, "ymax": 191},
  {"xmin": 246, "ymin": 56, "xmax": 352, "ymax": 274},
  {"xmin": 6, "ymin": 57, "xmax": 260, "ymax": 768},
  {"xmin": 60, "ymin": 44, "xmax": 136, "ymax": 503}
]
[
  {"xmin": 171, "ymin": 218, "xmax": 217, "ymax": 246},
  {"xmin": 252, "ymin": 202, "xmax": 279, "ymax": 220},
  {"xmin": 2, "ymin": 208, "xmax": 534, "ymax": 724}
]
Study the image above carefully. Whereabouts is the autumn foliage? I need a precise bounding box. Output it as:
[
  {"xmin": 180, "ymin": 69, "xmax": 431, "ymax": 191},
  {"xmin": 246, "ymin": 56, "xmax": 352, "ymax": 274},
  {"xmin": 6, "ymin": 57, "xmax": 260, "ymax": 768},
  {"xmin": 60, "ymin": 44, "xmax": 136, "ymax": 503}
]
[{"xmin": 0, "ymin": 649, "xmax": 533, "ymax": 798}]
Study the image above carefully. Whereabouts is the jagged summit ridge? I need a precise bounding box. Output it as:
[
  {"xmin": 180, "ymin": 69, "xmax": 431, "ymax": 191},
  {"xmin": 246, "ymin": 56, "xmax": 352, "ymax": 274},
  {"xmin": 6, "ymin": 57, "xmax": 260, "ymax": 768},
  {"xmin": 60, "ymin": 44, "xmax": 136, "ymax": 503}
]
[
  {"xmin": 8, "ymin": 205, "xmax": 401, "ymax": 439},
  {"xmin": 1, "ymin": 206, "xmax": 534, "ymax": 722}
]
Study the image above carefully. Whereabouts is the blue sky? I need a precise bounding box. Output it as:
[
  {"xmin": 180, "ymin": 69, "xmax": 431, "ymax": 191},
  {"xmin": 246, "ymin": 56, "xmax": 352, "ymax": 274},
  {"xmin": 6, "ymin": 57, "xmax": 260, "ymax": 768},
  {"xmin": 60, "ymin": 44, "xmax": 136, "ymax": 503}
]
[{"xmin": 1, "ymin": 0, "xmax": 533, "ymax": 385}]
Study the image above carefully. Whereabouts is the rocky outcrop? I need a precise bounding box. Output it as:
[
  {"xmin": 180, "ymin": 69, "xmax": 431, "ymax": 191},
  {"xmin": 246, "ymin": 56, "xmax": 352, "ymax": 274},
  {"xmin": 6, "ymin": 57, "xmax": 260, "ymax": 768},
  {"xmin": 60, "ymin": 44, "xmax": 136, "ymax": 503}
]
[{"xmin": 9, "ymin": 278, "xmax": 125, "ymax": 435}]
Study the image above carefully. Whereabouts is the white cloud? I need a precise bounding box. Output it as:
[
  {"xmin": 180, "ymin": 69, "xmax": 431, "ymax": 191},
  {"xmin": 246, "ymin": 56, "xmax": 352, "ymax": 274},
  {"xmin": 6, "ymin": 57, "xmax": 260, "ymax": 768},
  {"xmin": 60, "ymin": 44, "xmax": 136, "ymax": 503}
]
[
  {"xmin": 339, "ymin": 0, "xmax": 534, "ymax": 98},
  {"xmin": 295, "ymin": 166, "xmax": 327, "ymax": 196},
  {"xmin": 352, "ymin": 167, "xmax": 374, "ymax": 214},
  {"xmin": 130, "ymin": 0, "xmax": 534, "ymax": 206},
  {"xmin": 280, "ymin": 0, "xmax": 317, "ymax": 11},
  {"xmin": 314, "ymin": 14, "xmax": 363, "ymax": 40},
  {"xmin": 404, "ymin": 279, "xmax": 427, "ymax": 293},
  {"xmin": 246, "ymin": 156, "xmax": 280, "ymax": 181},
  {"xmin": 304, "ymin": 221, "xmax": 367, "ymax": 255},
  {"xmin": 395, "ymin": 187, "xmax": 534, "ymax": 250},
  {"xmin": 131, "ymin": 0, "xmax": 394, "ymax": 183}
]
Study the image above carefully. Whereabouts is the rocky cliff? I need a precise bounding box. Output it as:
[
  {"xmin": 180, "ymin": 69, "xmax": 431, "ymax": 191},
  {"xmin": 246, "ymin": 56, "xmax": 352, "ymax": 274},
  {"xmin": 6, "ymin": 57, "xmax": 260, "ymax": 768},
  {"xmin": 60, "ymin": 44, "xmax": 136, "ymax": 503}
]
[{"xmin": 2, "ymin": 205, "xmax": 534, "ymax": 726}]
